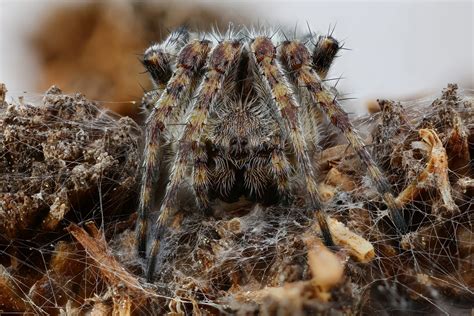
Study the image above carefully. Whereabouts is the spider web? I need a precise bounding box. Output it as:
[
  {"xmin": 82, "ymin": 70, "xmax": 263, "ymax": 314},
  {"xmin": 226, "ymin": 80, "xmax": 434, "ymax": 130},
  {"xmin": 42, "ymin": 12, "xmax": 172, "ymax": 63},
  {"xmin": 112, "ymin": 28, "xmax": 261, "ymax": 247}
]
[
  {"xmin": 0, "ymin": 84, "xmax": 472, "ymax": 315},
  {"xmin": 351, "ymin": 85, "xmax": 474, "ymax": 315}
]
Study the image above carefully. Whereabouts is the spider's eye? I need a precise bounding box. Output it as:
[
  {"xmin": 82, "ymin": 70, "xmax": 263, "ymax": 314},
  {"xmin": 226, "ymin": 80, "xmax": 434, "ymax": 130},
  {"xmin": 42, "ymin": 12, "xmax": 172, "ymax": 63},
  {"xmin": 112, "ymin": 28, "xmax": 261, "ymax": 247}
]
[
  {"xmin": 240, "ymin": 138, "xmax": 248, "ymax": 147},
  {"xmin": 230, "ymin": 137, "xmax": 238, "ymax": 146}
]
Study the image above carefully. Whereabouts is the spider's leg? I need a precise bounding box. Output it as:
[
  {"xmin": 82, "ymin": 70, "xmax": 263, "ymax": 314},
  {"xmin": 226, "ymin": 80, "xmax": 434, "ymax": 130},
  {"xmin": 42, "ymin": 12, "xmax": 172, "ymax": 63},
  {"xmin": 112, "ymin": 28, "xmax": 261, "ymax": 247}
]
[
  {"xmin": 141, "ymin": 27, "xmax": 190, "ymax": 114},
  {"xmin": 310, "ymin": 35, "xmax": 340, "ymax": 79},
  {"xmin": 279, "ymin": 40, "xmax": 407, "ymax": 234},
  {"xmin": 299, "ymin": 92, "xmax": 329, "ymax": 154},
  {"xmin": 141, "ymin": 89, "xmax": 162, "ymax": 115},
  {"xmin": 137, "ymin": 40, "xmax": 211, "ymax": 258},
  {"xmin": 147, "ymin": 40, "xmax": 243, "ymax": 281},
  {"xmin": 266, "ymin": 134, "xmax": 292, "ymax": 202},
  {"xmin": 250, "ymin": 36, "xmax": 334, "ymax": 247},
  {"xmin": 192, "ymin": 140, "xmax": 211, "ymax": 211},
  {"xmin": 142, "ymin": 27, "xmax": 190, "ymax": 88}
]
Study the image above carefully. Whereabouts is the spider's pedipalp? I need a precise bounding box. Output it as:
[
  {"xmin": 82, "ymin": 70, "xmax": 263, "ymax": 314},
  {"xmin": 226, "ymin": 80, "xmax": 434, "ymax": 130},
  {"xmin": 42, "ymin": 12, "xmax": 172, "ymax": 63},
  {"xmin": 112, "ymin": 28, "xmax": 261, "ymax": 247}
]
[
  {"xmin": 146, "ymin": 40, "xmax": 243, "ymax": 281},
  {"xmin": 137, "ymin": 40, "xmax": 212, "ymax": 258},
  {"xmin": 250, "ymin": 36, "xmax": 334, "ymax": 247},
  {"xmin": 279, "ymin": 40, "xmax": 408, "ymax": 234},
  {"xmin": 268, "ymin": 134, "xmax": 292, "ymax": 199},
  {"xmin": 192, "ymin": 141, "xmax": 210, "ymax": 211}
]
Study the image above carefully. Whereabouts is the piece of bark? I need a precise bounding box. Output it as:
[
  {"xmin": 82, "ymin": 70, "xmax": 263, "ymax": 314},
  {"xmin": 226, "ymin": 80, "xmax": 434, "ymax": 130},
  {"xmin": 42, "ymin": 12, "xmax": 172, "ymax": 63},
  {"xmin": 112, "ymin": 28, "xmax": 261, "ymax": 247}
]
[{"xmin": 67, "ymin": 222, "xmax": 153, "ymax": 301}]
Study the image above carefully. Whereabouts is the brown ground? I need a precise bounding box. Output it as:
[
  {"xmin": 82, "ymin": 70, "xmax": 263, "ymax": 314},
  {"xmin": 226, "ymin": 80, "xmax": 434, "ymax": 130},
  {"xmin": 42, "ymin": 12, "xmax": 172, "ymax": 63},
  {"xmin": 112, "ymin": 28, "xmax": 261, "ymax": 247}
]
[{"xmin": 0, "ymin": 83, "xmax": 472, "ymax": 315}]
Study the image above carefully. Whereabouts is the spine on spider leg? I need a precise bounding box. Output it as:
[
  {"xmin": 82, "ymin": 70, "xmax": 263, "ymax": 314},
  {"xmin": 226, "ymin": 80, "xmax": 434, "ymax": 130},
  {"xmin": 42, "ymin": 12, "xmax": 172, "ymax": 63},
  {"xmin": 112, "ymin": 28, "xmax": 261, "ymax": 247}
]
[
  {"xmin": 250, "ymin": 36, "xmax": 334, "ymax": 247},
  {"xmin": 136, "ymin": 40, "xmax": 211, "ymax": 258},
  {"xmin": 279, "ymin": 40, "xmax": 407, "ymax": 234},
  {"xmin": 146, "ymin": 40, "xmax": 243, "ymax": 281}
]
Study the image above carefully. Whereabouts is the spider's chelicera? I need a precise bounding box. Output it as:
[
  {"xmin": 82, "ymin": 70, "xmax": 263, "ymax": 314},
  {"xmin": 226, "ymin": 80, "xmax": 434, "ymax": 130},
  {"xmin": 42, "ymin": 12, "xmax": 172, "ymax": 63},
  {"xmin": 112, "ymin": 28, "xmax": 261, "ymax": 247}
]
[{"xmin": 137, "ymin": 26, "xmax": 407, "ymax": 281}]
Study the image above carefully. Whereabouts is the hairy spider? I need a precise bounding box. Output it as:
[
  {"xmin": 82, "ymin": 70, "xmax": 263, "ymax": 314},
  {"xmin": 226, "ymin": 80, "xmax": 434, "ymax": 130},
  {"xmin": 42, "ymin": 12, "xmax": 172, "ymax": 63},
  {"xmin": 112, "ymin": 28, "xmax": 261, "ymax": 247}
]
[{"xmin": 137, "ymin": 26, "xmax": 407, "ymax": 281}]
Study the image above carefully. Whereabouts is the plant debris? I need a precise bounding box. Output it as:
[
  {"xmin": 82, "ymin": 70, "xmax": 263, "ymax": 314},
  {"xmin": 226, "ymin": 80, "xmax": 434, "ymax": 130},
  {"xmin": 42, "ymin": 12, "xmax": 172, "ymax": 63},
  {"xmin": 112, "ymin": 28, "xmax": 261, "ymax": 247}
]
[
  {"xmin": 0, "ymin": 86, "xmax": 140, "ymax": 239},
  {"xmin": 0, "ymin": 83, "xmax": 472, "ymax": 315}
]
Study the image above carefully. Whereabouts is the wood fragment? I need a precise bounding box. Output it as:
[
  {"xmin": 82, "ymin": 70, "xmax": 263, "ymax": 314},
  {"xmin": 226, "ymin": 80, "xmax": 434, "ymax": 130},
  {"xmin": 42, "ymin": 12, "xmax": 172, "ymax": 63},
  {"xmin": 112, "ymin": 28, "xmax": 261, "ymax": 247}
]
[
  {"xmin": 457, "ymin": 177, "xmax": 474, "ymax": 192},
  {"xmin": 234, "ymin": 238, "xmax": 345, "ymax": 305},
  {"xmin": 325, "ymin": 167, "xmax": 357, "ymax": 191},
  {"xmin": 28, "ymin": 241, "xmax": 87, "ymax": 313},
  {"xmin": 367, "ymin": 99, "xmax": 381, "ymax": 114},
  {"xmin": 67, "ymin": 222, "xmax": 153, "ymax": 300},
  {"xmin": 59, "ymin": 300, "xmax": 82, "ymax": 316},
  {"xmin": 42, "ymin": 189, "xmax": 70, "ymax": 231},
  {"xmin": 317, "ymin": 182, "xmax": 336, "ymax": 202},
  {"xmin": 319, "ymin": 144, "xmax": 354, "ymax": 170},
  {"xmin": 305, "ymin": 237, "xmax": 345, "ymax": 301},
  {"xmin": 396, "ymin": 129, "xmax": 458, "ymax": 213},
  {"xmin": 90, "ymin": 301, "xmax": 112, "ymax": 316},
  {"xmin": 112, "ymin": 289, "xmax": 132, "ymax": 316},
  {"xmin": 440, "ymin": 108, "xmax": 472, "ymax": 177}
]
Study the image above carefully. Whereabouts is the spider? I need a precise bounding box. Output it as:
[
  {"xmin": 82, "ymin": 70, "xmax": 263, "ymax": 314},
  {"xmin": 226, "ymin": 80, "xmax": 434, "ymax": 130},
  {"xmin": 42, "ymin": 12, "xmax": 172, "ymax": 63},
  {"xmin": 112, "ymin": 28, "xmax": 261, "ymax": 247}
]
[{"xmin": 136, "ymin": 26, "xmax": 407, "ymax": 281}]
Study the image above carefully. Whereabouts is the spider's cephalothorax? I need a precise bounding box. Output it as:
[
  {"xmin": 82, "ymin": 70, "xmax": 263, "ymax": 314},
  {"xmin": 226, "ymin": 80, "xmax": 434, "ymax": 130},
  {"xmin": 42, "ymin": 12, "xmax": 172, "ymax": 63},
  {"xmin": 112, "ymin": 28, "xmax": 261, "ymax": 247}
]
[{"xmin": 137, "ymin": 26, "xmax": 407, "ymax": 281}]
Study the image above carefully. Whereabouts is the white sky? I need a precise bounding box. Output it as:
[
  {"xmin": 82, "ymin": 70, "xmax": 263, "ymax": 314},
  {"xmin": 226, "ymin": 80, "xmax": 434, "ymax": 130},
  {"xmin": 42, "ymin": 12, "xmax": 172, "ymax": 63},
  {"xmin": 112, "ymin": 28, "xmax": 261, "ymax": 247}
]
[{"xmin": 1, "ymin": 0, "xmax": 473, "ymax": 111}]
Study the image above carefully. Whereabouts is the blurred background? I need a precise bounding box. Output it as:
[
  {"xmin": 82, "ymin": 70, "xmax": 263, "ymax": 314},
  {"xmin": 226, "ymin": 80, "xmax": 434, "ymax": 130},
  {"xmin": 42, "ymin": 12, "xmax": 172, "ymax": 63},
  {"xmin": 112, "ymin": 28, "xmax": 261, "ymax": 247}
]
[{"xmin": 0, "ymin": 0, "xmax": 472, "ymax": 116}]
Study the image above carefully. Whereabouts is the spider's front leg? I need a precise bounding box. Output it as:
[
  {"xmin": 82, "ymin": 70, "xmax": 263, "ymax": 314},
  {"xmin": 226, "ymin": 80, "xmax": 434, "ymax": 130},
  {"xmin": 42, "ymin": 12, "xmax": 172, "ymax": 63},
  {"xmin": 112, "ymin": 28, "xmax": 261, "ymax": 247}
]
[
  {"xmin": 146, "ymin": 39, "xmax": 243, "ymax": 281},
  {"xmin": 279, "ymin": 40, "xmax": 408, "ymax": 234},
  {"xmin": 141, "ymin": 28, "xmax": 190, "ymax": 114},
  {"xmin": 137, "ymin": 39, "xmax": 211, "ymax": 258},
  {"xmin": 250, "ymin": 36, "xmax": 334, "ymax": 247}
]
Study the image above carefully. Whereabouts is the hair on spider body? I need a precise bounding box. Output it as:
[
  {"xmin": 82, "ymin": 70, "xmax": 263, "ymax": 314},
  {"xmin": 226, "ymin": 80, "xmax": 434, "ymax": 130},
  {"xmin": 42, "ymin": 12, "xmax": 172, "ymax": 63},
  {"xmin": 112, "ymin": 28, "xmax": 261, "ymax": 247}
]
[
  {"xmin": 138, "ymin": 25, "xmax": 408, "ymax": 281},
  {"xmin": 205, "ymin": 99, "xmax": 284, "ymax": 206}
]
